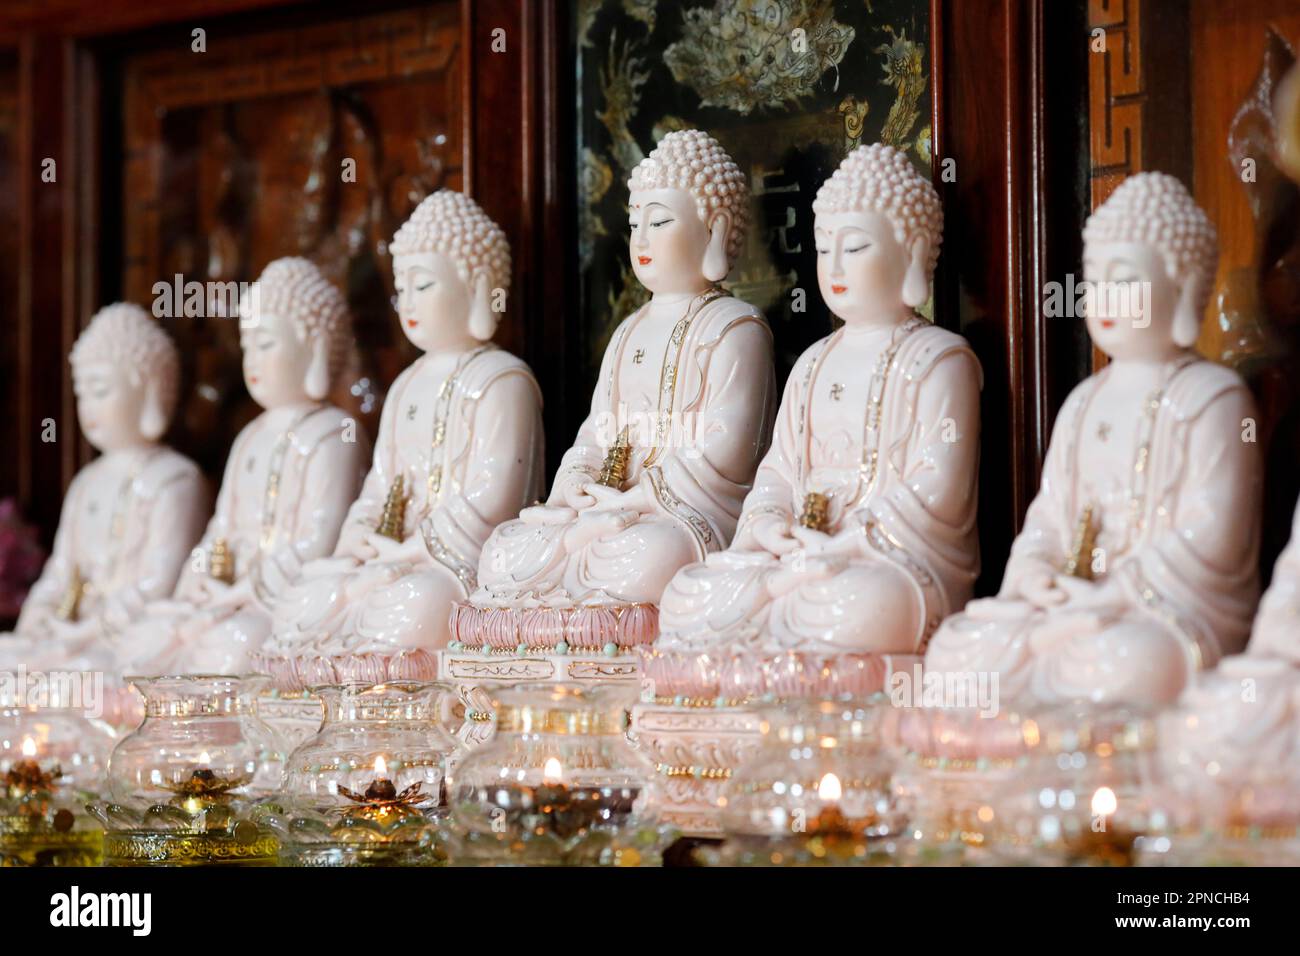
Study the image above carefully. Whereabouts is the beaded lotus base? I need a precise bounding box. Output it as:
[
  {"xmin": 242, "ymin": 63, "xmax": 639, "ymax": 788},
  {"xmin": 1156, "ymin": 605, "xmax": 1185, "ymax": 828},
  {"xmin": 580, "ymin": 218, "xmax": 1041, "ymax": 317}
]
[
  {"xmin": 628, "ymin": 702, "xmax": 765, "ymax": 837},
  {"xmin": 255, "ymin": 691, "xmax": 325, "ymax": 751},
  {"xmin": 101, "ymin": 829, "xmax": 279, "ymax": 866},
  {"xmin": 448, "ymin": 600, "xmax": 658, "ymax": 656},
  {"xmin": 437, "ymin": 646, "xmax": 641, "ymax": 747}
]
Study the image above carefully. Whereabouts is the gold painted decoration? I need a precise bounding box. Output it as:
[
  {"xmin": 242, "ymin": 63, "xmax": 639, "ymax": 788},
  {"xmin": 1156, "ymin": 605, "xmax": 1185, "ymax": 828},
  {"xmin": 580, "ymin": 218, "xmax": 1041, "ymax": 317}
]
[{"xmin": 54, "ymin": 567, "xmax": 83, "ymax": 623}]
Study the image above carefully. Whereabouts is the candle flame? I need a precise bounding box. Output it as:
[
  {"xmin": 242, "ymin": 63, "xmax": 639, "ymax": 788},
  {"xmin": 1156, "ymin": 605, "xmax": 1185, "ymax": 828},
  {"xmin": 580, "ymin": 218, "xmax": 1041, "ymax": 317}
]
[
  {"xmin": 374, "ymin": 755, "xmax": 388, "ymax": 777},
  {"xmin": 199, "ymin": 751, "xmax": 211, "ymax": 764},
  {"xmin": 817, "ymin": 772, "xmax": 842, "ymax": 802},
  {"xmin": 542, "ymin": 757, "xmax": 564, "ymax": 784},
  {"xmin": 21, "ymin": 736, "xmax": 36, "ymax": 758},
  {"xmin": 1091, "ymin": 786, "xmax": 1118, "ymax": 818}
]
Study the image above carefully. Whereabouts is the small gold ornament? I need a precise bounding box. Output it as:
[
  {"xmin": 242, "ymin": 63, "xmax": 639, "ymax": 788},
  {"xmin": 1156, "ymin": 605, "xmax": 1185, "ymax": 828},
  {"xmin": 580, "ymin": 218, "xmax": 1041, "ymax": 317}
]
[
  {"xmin": 55, "ymin": 567, "xmax": 83, "ymax": 622},
  {"xmin": 1064, "ymin": 504, "xmax": 1100, "ymax": 580},
  {"xmin": 209, "ymin": 537, "xmax": 235, "ymax": 584},
  {"xmin": 799, "ymin": 491, "xmax": 830, "ymax": 532},
  {"xmin": 597, "ymin": 427, "xmax": 633, "ymax": 489},
  {"xmin": 376, "ymin": 474, "xmax": 408, "ymax": 541}
]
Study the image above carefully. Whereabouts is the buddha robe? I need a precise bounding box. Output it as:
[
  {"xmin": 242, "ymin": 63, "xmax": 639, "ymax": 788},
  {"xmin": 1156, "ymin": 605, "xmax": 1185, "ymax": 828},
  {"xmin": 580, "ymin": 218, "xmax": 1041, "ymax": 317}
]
[
  {"xmin": 0, "ymin": 446, "xmax": 207, "ymax": 672},
  {"xmin": 657, "ymin": 317, "xmax": 982, "ymax": 654},
  {"xmin": 113, "ymin": 403, "xmax": 370, "ymax": 678},
  {"xmin": 259, "ymin": 346, "xmax": 544, "ymax": 674},
  {"xmin": 470, "ymin": 291, "xmax": 775, "ymax": 608},
  {"xmin": 925, "ymin": 356, "xmax": 1261, "ymax": 706}
]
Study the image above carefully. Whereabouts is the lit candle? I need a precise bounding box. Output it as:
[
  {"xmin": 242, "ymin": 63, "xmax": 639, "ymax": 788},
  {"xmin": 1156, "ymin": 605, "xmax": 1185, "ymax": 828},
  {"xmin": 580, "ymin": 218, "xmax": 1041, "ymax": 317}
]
[{"xmin": 542, "ymin": 757, "xmax": 564, "ymax": 786}]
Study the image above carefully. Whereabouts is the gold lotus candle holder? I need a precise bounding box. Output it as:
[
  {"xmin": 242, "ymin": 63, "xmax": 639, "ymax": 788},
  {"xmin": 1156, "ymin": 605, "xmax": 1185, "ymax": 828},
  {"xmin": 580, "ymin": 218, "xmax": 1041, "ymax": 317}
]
[
  {"xmin": 887, "ymin": 703, "xmax": 1039, "ymax": 866},
  {"xmin": 984, "ymin": 704, "xmax": 1160, "ymax": 866},
  {"xmin": 0, "ymin": 692, "xmax": 114, "ymax": 867},
  {"xmin": 446, "ymin": 684, "xmax": 673, "ymax": 866},
  {"xmin": 714, "ymin": 696, "xmax": 905, "ymax": 866},
  {"xmin": 87, "ymin": 675, "xmax": 284, "ymax": 866},
  {"xmin": 257, "ymin": 681, "xmax": 459, "ymax": 867}
]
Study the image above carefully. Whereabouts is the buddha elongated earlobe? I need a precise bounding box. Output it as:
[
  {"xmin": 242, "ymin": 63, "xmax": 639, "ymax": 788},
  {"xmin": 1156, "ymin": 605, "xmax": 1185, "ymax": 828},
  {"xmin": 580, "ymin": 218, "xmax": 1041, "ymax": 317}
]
[
  {"xmin": 902, "ymin": 237, "xmax": 930, "ymax": 308},
  {"xmin": 469, "ymin": 272, "xmax": 497, "ymax": 342},
  {"xmin": 1172, "ymin": 279, "xmax": 1201, "ymax": 348},
  {"xmin": 305, "ymin": 336, "xmax": 331, "ymax": 400},
  {"xmin": 139, "ymin": 382, "xmax": 167, "ymax": 441},
  {"xmin": 702, "ymin": 212, "xmax": 732, "ymax": 283}
]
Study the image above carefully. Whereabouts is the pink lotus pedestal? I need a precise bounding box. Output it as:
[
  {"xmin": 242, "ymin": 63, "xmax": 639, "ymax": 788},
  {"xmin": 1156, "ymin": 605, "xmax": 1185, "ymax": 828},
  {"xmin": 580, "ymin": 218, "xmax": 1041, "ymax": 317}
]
[
  {"xmin": 441, "ymin": 600, "xmax": 652, "ymax": 746},
  {"xmin": 631, "ymin": 647, "xmax": 923, "ymax": 837}
]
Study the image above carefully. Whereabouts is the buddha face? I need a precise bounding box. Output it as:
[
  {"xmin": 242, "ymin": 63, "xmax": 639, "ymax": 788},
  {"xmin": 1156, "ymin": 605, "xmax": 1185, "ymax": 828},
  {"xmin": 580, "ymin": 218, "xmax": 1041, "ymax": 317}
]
[
  {"xmin": 815, "ymin": 210, "xmax": 911, "ymax": 325},
  {"xmin": 628, "ymin": 188, "xmax": 713, "ymax": 295},
  {"xmin": 240, "ymin": 306, "xmax": 314, "ymax": 409},
  {"xmin": 74, "ymin": 362, "xmax": 149, "ymax": 452},
  {"xmin": 392, "ymin": 251, "xmax": 473, "ymax": 352},
  {"xmin": 1082, "ymin": 240, "xmax": 1184, "ymax": 362}
]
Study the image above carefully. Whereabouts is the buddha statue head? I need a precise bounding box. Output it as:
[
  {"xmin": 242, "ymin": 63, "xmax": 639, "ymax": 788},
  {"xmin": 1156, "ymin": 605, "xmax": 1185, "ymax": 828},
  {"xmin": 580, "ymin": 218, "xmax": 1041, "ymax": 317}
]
[
  {"xmin": 627, "ymin": 129, "xmax": 749, "ymax": 294},
  {"xmin": 238, "ymin": 257, "xmax": 351, "ymax": 408},
  {"xmin": 812, "ymin": 142, "xmax": 943, "ymax": 326},
  {"xmin": 1083, "ymin": 172, "xmax": 1218, "ymax": 363},
  {"xmin": 70, "ymin": 306, "xmax": 180, "ymax": 455},
  {"xmin": 70, "ymin": 303, "xmax": 180, "ymax": 453},
  {"xmin": 389, "ymin": 190, "xmax": 511, "ymax": 352}
]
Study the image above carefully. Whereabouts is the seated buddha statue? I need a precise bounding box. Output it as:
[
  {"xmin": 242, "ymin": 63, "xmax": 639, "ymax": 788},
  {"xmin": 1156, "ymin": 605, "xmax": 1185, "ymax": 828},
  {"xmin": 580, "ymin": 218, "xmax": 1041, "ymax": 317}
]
[
  {"xmin": 925, "ymin": 172, "xmax": 1262, "ymax": 708},
  {"xmin": 111, "ymin": 258, "xmax": 370, "ymax": 678},
  {"xmin": 0, "ymin": 304, "xmax": 208, "ymax": 673},
  {"xmin": 651, "ymin": 143, "xmax": 982, "ymax": 691},
  {"xmin": 453, "ymin": 129, "xmax": 776, "ymax": 656},
  {"xmin": 253, "ymin": 191, "xmax": 545, "ymax": 688}
]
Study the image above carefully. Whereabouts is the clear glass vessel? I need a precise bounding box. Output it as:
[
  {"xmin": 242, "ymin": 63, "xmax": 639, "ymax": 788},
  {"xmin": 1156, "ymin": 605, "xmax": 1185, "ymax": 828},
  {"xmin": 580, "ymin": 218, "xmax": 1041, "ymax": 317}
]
[
  {"xmin": 716, "ymin": 695, "xmax": 904, "ymax": 866},
  {"xmin": 985, "ymin": 705, "xmax": 1160, "ymax": 866},
  {"xmin": 888, "ymin": 703, "xmax": 1039, "ymax": 866},
  {"xmin": 88, "ymin": 674, "xmax": 285, "ymax": 866},
  {"xmin": 257, "ymin": 680, "xmax": 461, "ymax": 866},
  {"xmin": 0, "ymin": 691, "xmax": 116, "ymax": 866},
  {"xmin": 446, "ymin": 683, "xmax": 670, "ymax": 866}
]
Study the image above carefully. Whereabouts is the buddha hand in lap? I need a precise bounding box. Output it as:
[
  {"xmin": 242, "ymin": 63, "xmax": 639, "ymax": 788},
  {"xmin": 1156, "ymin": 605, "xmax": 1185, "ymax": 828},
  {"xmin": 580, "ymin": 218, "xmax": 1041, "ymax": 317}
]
[
  {"xmin": 657, "ymin": 143, "xmax": 981, "ymax": 660},
  {"xmin": 926, "ymin": 172, "xmax": 1262, "ymax": 708},
  {"xmin": 461, "ymin": 130, "xmax": 775, "ymax": 648},
  {"xmin": 0, "ymin": 304, "xmax": 207, "ymax": 673},
  {"xmin": 112, "ymin": 259, "xmax": 370, "ymax": 678},
  {"xmin": 256, "ymin": 191, "xmax": 544, "ymax": 686}
]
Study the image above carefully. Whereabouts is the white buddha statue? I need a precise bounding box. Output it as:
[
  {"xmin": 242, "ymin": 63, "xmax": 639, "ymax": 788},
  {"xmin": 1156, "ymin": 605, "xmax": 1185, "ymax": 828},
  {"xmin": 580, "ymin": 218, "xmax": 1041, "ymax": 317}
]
[
  {"xmin": 1155, "ymin": 500, "xmax": 1300, "ymax": 836},
  {"xmin": 452, "ymin": 130, "xmax": 776, "ymax": 655},
  {"xmin": 254, "ymin": 191, "xmax": 545, "ymax": 688},
  {"xmin": 652, "ymin": 143, "xmax": 981, "ymax": 675},
  {"xmin": 0, "ymin": 304, "xmax": 208, "ymax": 672},
  {"xmin": 926, "ymin": 172, "xmax": 1262, "ymax": 708},
  {"xmin": 111, "ymin": 258, "xmax": 370, "ymax": 678}
]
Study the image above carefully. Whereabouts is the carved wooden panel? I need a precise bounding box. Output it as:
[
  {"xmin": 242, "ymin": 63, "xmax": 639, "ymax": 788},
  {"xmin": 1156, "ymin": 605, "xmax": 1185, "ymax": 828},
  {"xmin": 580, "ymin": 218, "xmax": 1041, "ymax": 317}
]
[{"xmin": 119, "ymin": 4, "xmax": 463, "ymax": 477}]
